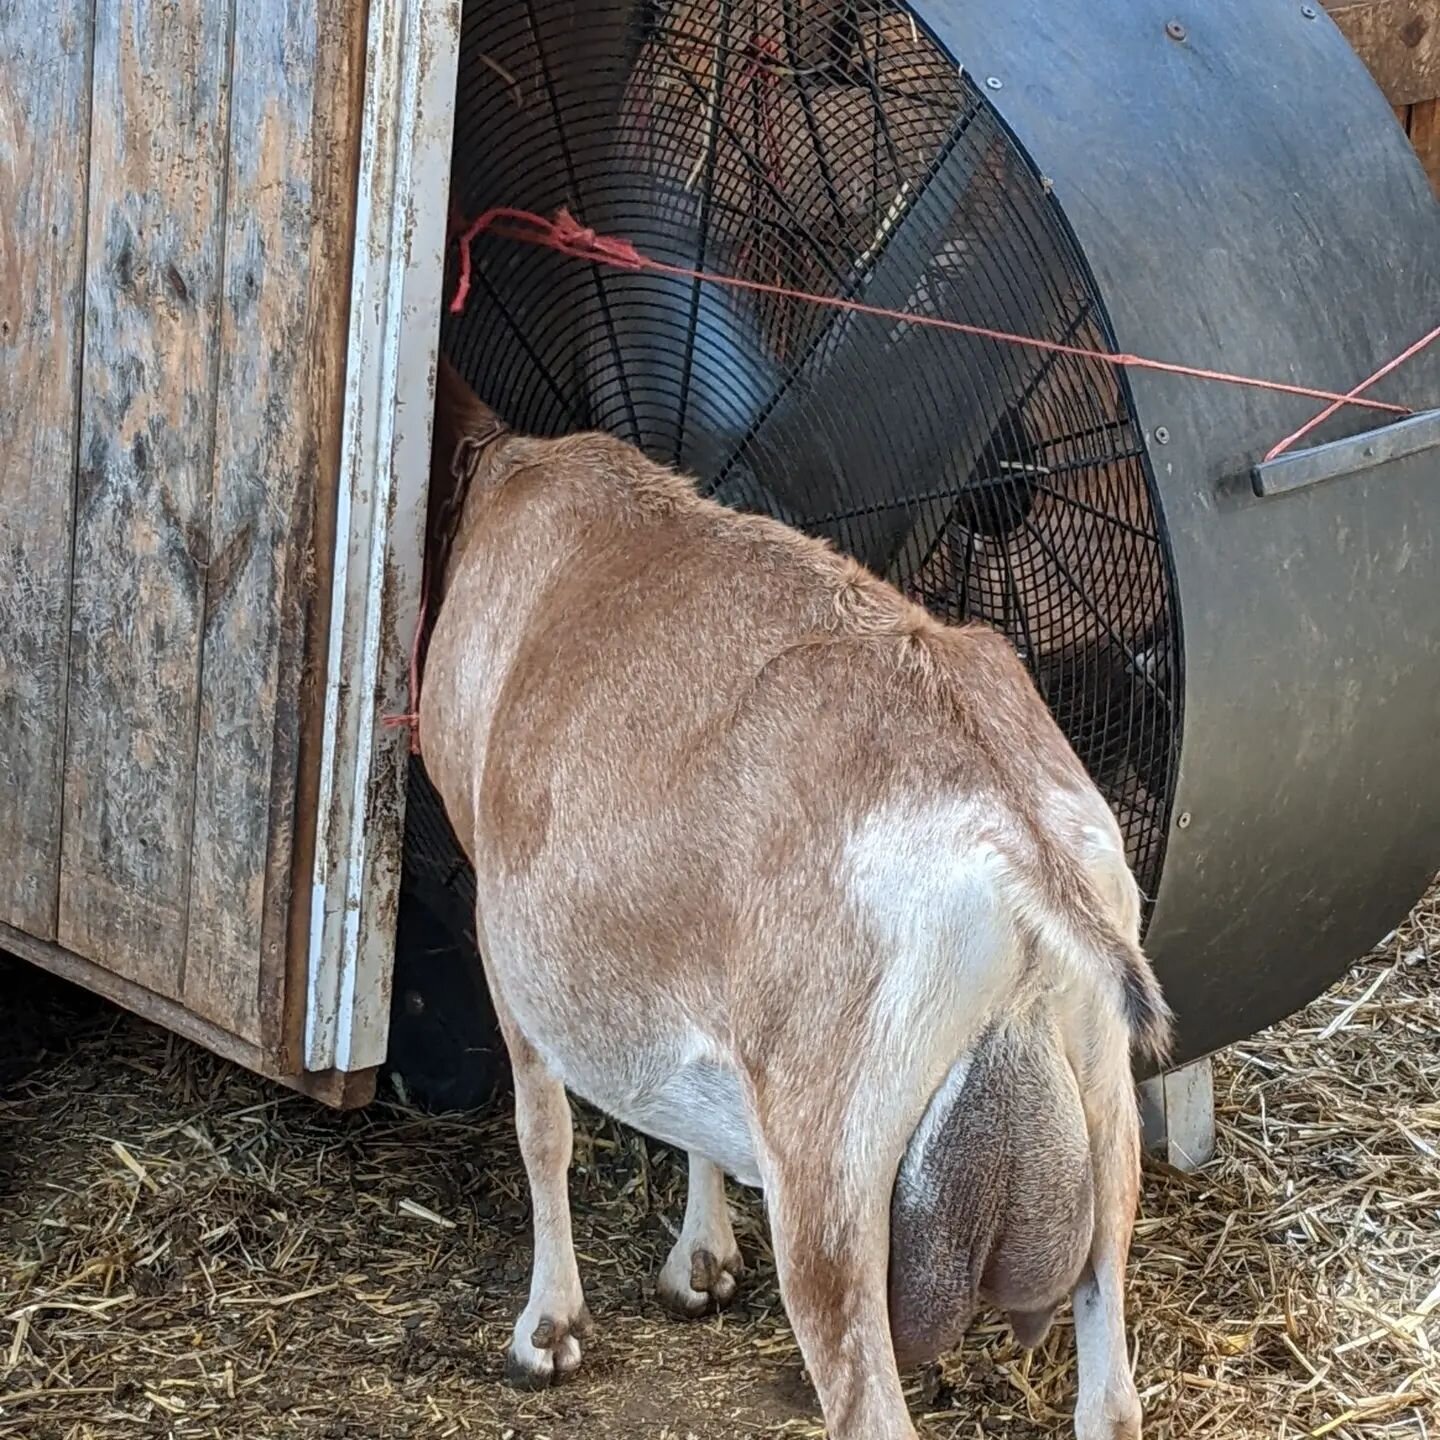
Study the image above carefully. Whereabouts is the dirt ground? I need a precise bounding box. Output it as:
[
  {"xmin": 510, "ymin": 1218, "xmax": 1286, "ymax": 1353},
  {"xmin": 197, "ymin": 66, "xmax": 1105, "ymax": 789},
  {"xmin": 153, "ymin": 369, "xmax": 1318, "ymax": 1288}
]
[{"xmin": 2, "ymin": 887, "xmax": 1437, "ymax": 1439}]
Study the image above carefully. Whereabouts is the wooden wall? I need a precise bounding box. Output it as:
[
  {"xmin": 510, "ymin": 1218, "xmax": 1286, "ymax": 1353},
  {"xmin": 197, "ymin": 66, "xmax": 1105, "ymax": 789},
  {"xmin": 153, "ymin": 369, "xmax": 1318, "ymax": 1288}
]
[
  {"xmin": 1395, "ymin": 97, "xmax": 1440, "ymax": 190},
  {"xmin": 0, "ymin": 0, "xmax": 367, "ymax": 1070},
  {"xmin": 1326, "ymin": 0, "xmax": 1440, "ymax": 190}
]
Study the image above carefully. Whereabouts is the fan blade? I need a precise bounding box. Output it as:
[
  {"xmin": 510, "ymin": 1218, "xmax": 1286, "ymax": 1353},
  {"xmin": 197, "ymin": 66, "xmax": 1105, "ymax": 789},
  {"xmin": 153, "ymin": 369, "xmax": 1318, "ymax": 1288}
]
[{"xmin": 706, "ymin": 124, "xmax": 1080, "ymax": 578}]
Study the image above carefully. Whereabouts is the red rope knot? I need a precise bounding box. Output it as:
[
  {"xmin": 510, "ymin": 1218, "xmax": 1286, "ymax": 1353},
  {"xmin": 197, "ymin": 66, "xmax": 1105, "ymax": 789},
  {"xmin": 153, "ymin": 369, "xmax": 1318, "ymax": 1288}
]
[
  {"xmin": 451, "ymin": 206, "xmax": 644, "ymax": 315},
  {"xmin": 550, "ymin": 207, "xmax": 645, "ymax": 269},
  {"xmin": 382, "ymin": 708, "xmax": 422, "ymax": 757}
]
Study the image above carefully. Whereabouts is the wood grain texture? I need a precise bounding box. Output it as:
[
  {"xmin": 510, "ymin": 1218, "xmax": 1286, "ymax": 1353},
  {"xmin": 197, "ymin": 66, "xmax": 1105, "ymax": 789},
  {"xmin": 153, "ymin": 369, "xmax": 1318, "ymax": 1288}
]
[
  {"xmin": 1326, "ymin": 0, "xmax": 1440, "ymax": 107},
  {"xmin": 184, "ymin": 0, "xmax": 366, "ymax": 1048},
  {"xmin": 1408, "ymin": 95, "xmax": 1440, "ymax": 191},
  {"xmin": 59, "ymin": 0, "xmax": 233, "ymax": 986},
  {"xmin": 272, "ymin": 2, "xmax": 370, "ymax": 1072},
  {"xmin": 0, "ymin": 3, "xmax": 92, "ymax": 938}
]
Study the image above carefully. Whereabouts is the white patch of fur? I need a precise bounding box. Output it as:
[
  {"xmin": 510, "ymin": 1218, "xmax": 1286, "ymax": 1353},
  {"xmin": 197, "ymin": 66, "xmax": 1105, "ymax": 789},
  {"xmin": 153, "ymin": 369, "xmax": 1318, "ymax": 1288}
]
[
  {"xmin": 1072, "ymin": 1269, "xmax": 1142, "ymax": 1440},
  {"xmin": 1044, "ymin": 787, "xmax": 1125, "ymax": 859},
  {"xmin": 509, "ymin": 1313, "xmax": 582, "ymax": 1379},
  {"xmin": 835, "ymin": 795, "xmax": 1024, "ymax": 1213},
  {"xmin": 1044, "ymin": 790, "xmax": 1139, "ymax": 937},
  {"xmin": 510, "ymin": 1235, "xmax": 587, "ymax": 1378},
  {"xmin": 623, "ymin": 1055, "xmax": 761, "ymax": 1187},
  {"xmin": 658, "ymin": 1154, "xmax": 743, "ymax": 1310},
  {"xmin": 546, "ymin": 1025, "xmax": 762, "ymax": 1187},
  {"xmin": 974, "ymin": 786, "xmax": 1145, "ymax": 1027}
]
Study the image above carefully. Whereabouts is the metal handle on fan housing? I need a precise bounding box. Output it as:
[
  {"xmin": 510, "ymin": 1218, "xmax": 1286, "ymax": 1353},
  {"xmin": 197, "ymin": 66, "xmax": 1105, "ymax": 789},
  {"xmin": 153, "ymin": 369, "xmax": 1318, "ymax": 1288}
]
[{"xmin": 1250, "ymin": 406, "xmax": 1440, "ymax": 498}]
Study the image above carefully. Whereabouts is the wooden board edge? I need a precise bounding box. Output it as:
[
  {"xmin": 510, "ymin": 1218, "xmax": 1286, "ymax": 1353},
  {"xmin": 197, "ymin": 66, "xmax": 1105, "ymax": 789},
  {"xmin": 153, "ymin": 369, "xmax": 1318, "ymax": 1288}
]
[
  {"xmin": 262, "ymin": 0, "xmax": 376, "ymax": 1075},
  {"xmin": 304, "ymin": 0, "xmax": 461, "ymax": 1074},
  {"xmin": 1407, "ymin": 94, "xmax": 1440, "ymax": 192},
  {"xmin": 0, "ymin": 1, "xmax": 94, "ymax": 940},
  {"xmin": 1, "ymin": 922, "xmax": 375, "ymax": 1110},
  {"xmin": 287, "ymin": 1064, "xmax": 378, "ymax": 1110}
]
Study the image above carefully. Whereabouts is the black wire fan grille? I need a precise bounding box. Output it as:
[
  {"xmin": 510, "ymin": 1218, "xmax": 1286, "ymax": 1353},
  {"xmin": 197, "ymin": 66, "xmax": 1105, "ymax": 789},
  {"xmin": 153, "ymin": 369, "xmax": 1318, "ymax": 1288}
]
[{"xmin": 414, "ymin": 0, "xmax": 1183, "ymax": 925}]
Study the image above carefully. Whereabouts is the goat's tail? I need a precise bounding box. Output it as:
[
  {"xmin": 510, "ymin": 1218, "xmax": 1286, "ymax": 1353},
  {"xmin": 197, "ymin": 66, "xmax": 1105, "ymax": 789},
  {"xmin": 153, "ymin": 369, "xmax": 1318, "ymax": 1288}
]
[
  {"xmin": 1005, "ymin": 842, "xmax": 1174, "ymax": 1070},
  {"xmin": 1107, "ymin": 929, "xmax": 1174, "ymax": 1069}
]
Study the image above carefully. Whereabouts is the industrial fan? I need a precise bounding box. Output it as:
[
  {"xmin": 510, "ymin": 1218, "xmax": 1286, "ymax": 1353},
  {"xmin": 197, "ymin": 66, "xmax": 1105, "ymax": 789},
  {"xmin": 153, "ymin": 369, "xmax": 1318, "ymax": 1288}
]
[{"xmin": 388, "ymin": 0, "xmax": 1440, "ymax": 1096}]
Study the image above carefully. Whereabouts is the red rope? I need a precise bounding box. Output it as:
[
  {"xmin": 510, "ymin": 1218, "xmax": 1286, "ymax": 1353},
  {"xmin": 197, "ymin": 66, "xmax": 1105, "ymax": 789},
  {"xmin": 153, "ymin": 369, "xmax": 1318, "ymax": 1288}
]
[
  {"xmin": 381, "ymin": 590, "xmax": 427, "ymax": 756},
  {"xmin": 397, "ymin": 206, "xmax": 1434, "ymax": 759},
  {"xmin": 450, "ymin": 206, "xmax": 1417, "ymax": 420},
  {"xmin": 1264, "ymin": 321, "xmax": 1440, "ymax": 461}
]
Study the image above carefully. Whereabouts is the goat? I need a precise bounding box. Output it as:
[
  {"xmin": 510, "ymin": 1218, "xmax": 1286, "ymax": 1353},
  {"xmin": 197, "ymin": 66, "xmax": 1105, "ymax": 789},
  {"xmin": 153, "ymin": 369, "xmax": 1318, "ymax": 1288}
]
[{"xmin": 418, "ymin": 357, "xmax": 1171, "ymax": 1440}]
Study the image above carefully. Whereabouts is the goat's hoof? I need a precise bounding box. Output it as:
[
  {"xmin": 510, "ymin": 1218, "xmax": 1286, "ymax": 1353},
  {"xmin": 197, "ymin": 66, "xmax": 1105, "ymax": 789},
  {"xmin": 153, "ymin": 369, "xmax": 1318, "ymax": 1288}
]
[
  {"xmin": 1075, "ymin": 1387, "xmax": 1142, "ymax": 1440},
  {"xmin": 657, "ymin": 1244, "xmax": 745, "ymax": 1319},
  {"xmin": 504, "ymin": 1304, "xmax": 592, "ymax": 1388}
]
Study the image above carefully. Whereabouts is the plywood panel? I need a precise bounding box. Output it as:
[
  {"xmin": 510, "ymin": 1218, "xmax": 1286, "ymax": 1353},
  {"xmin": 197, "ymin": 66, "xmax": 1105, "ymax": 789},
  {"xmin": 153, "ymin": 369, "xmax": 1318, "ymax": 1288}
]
[
  {"xmin": 183, "ymin": 0, "xmax": 366, "ymax": 1046},
  {"xmin": 0, "ymin": 3, "xmax": 92, "ymax": 938},
  {"xmin": 1, "ymin": 922, "xmax": 376, "ymax": 1109},
  {"xmin": 59, "ymin": 0, "xmax": 232, "ymax": 986},
  {"xmin": 1326, "ymin": 0, "xmax": 1440, "ymax": 107}
]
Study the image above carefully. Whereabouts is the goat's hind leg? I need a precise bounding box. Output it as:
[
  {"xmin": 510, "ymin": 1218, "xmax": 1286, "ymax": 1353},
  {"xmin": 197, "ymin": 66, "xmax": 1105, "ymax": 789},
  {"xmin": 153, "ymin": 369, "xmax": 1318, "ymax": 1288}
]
[
  {"xmin": 658, "ymin": 1153, "xmax": 745, "ymax": 1317},
  {"xmin": 485, "ymin": 969, "xmax": 592, "ymax": 1388},
  {"xmin": 1067, "ymin": 823, "xmax": 1157, "ymax": 1439},
  {"xmin": 751, "ymin": 1094, "xmax": 918, "ymax": 1440},
  {"xmin": 1071, "ymin": 1029, "xmax": 1145, "ymax": 1440}
]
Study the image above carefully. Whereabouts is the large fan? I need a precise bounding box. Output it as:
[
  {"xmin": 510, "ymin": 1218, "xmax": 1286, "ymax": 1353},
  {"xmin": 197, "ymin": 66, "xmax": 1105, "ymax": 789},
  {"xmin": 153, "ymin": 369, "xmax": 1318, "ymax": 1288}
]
[
  {"xmin": 440, "ymin": 0, "xmax": 1181, "ymax": 895},
  {"xmin": 389, "ymin": 0, "xmax": 1440, "ymax": 1085}
]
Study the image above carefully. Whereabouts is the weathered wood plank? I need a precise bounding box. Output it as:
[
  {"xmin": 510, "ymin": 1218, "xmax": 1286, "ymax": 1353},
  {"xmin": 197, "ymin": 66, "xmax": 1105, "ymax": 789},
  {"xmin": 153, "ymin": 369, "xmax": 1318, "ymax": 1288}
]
[
  {"xmin": 2, "ymin": 923, "xmax": 376, "ymax": 1109},
  {"xmin": 182, "ymin": 0, "xmax": 366, "ymax": 1047},
  {"xmin": 303, "ymin": 0, "xmax": 462, "ymax": 1076},
  {"xmin": 58, "ymin": 0, "xmax": 232, "ymax": 987},
  {"xmin": 1408, "ymin": 94, "xmax": 1440, "ymax": 192},
  {"xmin": 0, "ymin": 3, "xmax": 92, "ymax": 938},
  {"xmin": 1325, "ymin": 0, "xmax": 1440, "ymax": 107}
]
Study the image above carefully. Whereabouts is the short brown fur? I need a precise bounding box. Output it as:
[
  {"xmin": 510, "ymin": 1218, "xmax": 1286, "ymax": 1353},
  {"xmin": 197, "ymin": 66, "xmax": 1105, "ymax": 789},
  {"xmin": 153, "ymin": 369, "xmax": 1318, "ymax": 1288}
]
[{"xmin": 419, "ymin": 359, "xmax": 1169, "ymax": 1440}]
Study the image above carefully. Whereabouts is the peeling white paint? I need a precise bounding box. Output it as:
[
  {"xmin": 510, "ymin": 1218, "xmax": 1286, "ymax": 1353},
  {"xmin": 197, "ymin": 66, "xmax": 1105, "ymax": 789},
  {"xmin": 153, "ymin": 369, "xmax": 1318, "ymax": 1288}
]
[{"xmin": 306, "ymin": 0, "xmax": 460, "ymax": 1073}]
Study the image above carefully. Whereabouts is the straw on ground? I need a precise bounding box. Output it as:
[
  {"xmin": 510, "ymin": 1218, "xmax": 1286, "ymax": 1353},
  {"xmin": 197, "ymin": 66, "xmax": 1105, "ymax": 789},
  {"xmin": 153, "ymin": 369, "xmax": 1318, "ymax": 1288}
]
[{"xmin": 1, "ymin": 884, "xmax": 1435, "ymax": 1438}]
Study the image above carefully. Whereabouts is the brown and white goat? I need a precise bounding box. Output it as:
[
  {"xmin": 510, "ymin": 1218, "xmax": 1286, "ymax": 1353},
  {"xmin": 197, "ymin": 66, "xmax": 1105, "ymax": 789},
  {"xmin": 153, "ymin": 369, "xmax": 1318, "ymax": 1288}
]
[{"xmin": 418, "ymin": 359, "xmax": 1171, "ymax": 1440}]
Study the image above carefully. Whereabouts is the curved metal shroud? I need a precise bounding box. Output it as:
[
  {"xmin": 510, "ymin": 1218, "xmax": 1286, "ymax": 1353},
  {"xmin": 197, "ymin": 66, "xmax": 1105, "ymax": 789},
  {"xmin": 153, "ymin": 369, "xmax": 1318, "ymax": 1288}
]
[{"xmin": 920, "ymin": 0, "xmax": 1440, "ymax": 1062}]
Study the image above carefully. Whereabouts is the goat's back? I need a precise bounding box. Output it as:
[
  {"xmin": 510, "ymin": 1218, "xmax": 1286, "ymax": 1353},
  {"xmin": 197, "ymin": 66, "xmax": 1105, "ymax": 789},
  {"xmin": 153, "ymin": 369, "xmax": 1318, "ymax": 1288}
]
[{"xmin": 446, "ymin": 429, "xmax": 1093, "ymax": 862}]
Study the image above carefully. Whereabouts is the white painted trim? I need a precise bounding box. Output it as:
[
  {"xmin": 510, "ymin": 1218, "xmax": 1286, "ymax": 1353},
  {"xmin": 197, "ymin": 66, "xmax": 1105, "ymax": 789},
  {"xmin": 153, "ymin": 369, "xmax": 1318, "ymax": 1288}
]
[{"xmin": 306, "ymin": 0, "xmax": 460, "ymax": 1072}]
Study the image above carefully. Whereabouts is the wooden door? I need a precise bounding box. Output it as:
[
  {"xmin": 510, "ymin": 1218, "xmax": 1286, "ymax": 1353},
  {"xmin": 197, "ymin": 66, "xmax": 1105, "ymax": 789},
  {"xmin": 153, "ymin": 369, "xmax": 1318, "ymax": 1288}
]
[{"xmin": 0, "ymin": 0, "xmax": 453, "ymax": 1101}]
